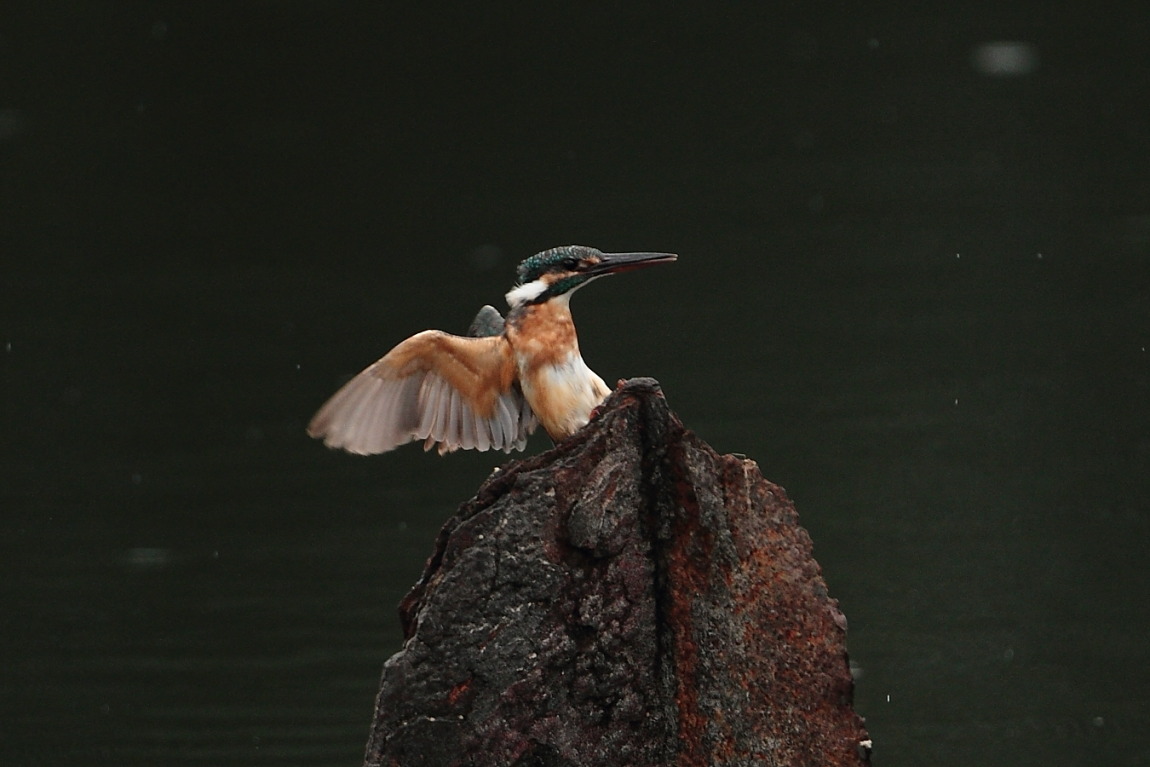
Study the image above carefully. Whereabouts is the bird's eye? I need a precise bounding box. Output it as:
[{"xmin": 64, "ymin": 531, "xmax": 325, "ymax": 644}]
[{"xmin": 562, "ymin": 258, "xmax": 580, "ymax": 271}]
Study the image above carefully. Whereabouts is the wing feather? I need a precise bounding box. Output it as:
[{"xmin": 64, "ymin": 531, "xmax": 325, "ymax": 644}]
[
  {"xmin": 490, "ymin": 396, "xmax": 508, "ymax": 447},
  {"xmin": 307, "ymin": 330, "xmax": 535, "ymax": 455},
  {"xmin": 417, "ymin": 374, "xmax": 442, "ymax": 437},
  {"xmin": 444, "ymin": 388, "xmax": 461, "ymax": 448},
  {"xmin": 475, "ymin": 399, "xmax": 491, "ymax": 452}
]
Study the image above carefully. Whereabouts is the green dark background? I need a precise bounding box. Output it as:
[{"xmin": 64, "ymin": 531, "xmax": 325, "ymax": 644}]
[{"xmin": 3, "ymin": 3, "xmax": 1148, "ymax": 765}]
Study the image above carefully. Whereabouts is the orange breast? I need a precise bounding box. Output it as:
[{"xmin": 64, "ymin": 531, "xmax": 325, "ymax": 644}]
[{"xmin": 505, "ymin": 302, "xmax": 609, "ymax": 439}]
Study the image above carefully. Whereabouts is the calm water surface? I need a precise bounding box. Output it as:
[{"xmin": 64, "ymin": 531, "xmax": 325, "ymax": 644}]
[{"xmin": 3, "ymin": 5, "xmax": 1149, "ymax": 766}]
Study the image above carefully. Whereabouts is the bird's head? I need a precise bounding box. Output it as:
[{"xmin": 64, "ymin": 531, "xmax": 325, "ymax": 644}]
[{"xmin": 506, "ymin": 245, "xmax": 677, "ymax": 308}]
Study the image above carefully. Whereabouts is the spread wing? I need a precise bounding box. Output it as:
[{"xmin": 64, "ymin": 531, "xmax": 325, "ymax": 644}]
[{"xmin": 307, "ymin": 330, "xmax": 537, "ymax": 455}]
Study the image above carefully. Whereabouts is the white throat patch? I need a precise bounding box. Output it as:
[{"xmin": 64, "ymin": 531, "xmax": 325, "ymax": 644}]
[{"xmin": 505, "ymin": 279, "xmax": 548, "ymax": 308}]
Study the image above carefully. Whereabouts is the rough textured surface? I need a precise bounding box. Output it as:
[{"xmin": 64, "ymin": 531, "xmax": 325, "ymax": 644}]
[{"xmin": 364, "ymin": 378, "xmax": 870, "ymax": 767}]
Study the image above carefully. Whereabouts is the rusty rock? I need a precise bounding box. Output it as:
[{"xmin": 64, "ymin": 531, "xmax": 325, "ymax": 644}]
[{"xmin": 364, "ymin": 378, "xmax": 869, "ymax": 767}]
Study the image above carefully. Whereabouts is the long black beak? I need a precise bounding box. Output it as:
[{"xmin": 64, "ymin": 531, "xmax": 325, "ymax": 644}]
[{"xmin": 582, "ymin": 251, "xmax": 678, "ymax": 276}]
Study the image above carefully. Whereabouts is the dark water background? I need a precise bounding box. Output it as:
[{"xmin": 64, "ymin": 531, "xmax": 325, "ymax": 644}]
[{"xmin": 3, "ymin": 4, "xmax": 1149, "ymax": 765}]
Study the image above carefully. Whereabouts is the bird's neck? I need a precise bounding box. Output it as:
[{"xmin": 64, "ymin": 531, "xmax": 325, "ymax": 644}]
[{"xmin": 505, "ymin": 297, "xmax": 580, "ymax": 371}]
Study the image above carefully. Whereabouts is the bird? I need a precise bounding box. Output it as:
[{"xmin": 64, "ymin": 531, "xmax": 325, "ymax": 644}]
[{"xmin": 307, "ymin": 245, "xmax": 677, "ymax": 456}]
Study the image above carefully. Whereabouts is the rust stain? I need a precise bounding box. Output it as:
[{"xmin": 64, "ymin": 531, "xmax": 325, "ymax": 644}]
[
  {"xmin": 661, "ymin": 448, "xmax": 715, "ymax": 767},
  {"xmin": 447, "ymin": 676, "xmax": 473, "ymax": 708}
]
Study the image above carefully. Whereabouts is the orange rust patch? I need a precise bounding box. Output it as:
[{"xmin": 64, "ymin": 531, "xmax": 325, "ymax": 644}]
[{"xmin": 447, "ymin": 677, "xmax": 472, "ymax": 706}]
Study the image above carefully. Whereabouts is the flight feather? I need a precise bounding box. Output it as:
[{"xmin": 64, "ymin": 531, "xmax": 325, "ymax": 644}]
[{"xmin": 307, "ymin": 331, "xmax": 536, "ymax": 455}]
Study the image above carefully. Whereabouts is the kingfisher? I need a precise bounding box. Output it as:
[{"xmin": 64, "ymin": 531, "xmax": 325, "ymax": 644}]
[{"xmin": 307, "ymin": 245, "xmax": 677, "ymax": 455}]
